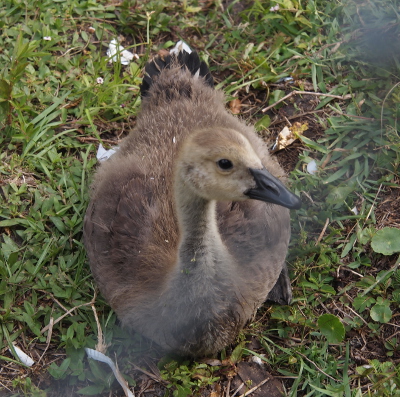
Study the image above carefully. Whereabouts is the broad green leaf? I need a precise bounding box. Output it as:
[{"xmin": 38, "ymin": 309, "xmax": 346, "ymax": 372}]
[
  {"xmin": 270, "ymin": 35, "xmax": 285, "ymax": 54},
  {"xmin": 341, "ymin": 233, "xmax": 357, "ymax": 258},
  {"xmin": 371, "ymin": 227, "xmax": 400, "ymax": 255},
  {"xmin": 1, "ymin": 235, "xmax": 20, "ymax": 260},
  {"xmin": 295, "ymin": 15, "xmax": 312, "ymax": 28},
  {"xmin": 307, "ymin": 383, "xmax": 345, "ymax": 397},
  {"xmin": 230, "ymin": 341, "xmax": 245, "ymax": 364},
  {"xmin": 23, "ymin": 300, "xmax": 35, "ymax": 317},
  {"xmin": 0, "ymin": 79, "xmax": 12, "ymax": 99},
  {"xmin": 51, "ymin": 283, "xmax": 68, "ymax": 298},
  {"xmin": 255, "ymin": 115, "xmax": 271, "ymax": 130},
  {"xmin": 320, "ymin": 284, "xmax": 337, "ymax": 294},
  {"xmin": 300, "ymin": 136, "xmax": 328, "ymax": 153},
  {"xmin": 353, "ymin": 296, "xmax": 375, "ymax": 312},
  {"xmin": 50, "ymin": 216, "xmax": 67, "ymax": 234},
  {"xmin": 355, "ymin": 365, "xmax": 375, "ymax": 376},
  {"xmin": 315, "ymin": 96, "xmax": 337, "ymax": 110},
  {"xmin": 323, "ymin": 165, "xmax": 350, "ymax": 184},
  {"xmin": 326, "ymin": 186, "xmax": 354, "ymax": 205},
  {"xmin": 22, "ymin": 312, "xmax": 41, "ymax": 336},
  {"xmin": 370, "ymin": 301, "xmax": 392, "ymax": 323},
  {"xmin": 270, "ymin": 89, "xmax": 285, "ymax": 105},
  {"xmin": 318, "ymin": 314, "xmax": 345, "ymax": 343},
  {"xmin": 48, "ymin": 358, "xmax": 71, "ymax": 380},
  {"xmin": 185, "ymin": 6, "xmax": 201, "ymax": 12}
]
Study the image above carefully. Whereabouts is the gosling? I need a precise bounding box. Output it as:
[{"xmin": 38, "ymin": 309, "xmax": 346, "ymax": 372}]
[{"xmin": 84, "ymin": 49, "xmax": 301, "ymax": 357}]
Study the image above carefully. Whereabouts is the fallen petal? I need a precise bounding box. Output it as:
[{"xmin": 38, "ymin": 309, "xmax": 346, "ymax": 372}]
[
  {"xmin": 97, "ymin": 144, "xmax": 118, "ymax": 162},
  {"xmin": 10, "ymin": 345, "xmax": 35, "ymax": 367},
  {"xmin": 307, "ymin": 159, "xmax": 318, "ymax": 174},
  {"xmin": 272, "ymin": 126, "xmax": 294, "ymax": 152},
  {"xmin": 170, "ymin": 40, "xmax": 192, "ymax": 55},
  {"xmin": 85, "ymin": 348, "xmax": 134, "ymax": 397},
  {"xmin": 250, "ymin": 356, "xmax": 264, "ymax": 365},
  {"xmin": 276, "ymin": 77, "xmax": 294, "ymax": 83},
  {"xmin": 107, "ymin": 39, "xmax": 135, "ymax": 65},
  {"xmin": 229, "ymin": 98, "xmax": 242, "ymax": 114},
  {"xmin": 351, "ymin": 206, "xmax": 359, "ymax": 215}
]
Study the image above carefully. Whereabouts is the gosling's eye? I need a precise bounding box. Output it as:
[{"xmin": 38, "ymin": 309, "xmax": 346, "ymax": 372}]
[{"xmin": 217, "ymin": 159, "xmax": 233, "ymax": 170}]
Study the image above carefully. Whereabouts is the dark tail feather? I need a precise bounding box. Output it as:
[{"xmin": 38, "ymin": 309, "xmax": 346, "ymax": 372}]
[
  {"xmin": 140, "ymin": 50, "xmax": 214, "ymax": 97},
  {"xmin": 266, "ymin": 264, "xmax": 292, "ymax": 305}
]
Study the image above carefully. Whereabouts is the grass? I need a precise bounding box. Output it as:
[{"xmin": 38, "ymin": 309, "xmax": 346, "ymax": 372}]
[{"xmin": 0, "ymin": 0, "xmax": 400, "ymax": 395}]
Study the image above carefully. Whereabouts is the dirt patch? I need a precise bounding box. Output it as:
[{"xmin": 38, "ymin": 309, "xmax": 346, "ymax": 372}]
[{"xmin": 375, "ymin": 180, "xmax": 400, "ymax": 229}]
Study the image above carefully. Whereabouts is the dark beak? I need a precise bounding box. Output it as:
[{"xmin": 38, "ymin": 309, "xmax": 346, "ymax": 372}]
[{"xmin": 245, "ymin": 168, "xmax": 301, "ymax": 210}]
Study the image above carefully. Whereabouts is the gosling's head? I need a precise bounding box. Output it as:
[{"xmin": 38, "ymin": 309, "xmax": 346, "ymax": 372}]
[{"xmin": 176, "ymin": 128, "xmax": 301, "ymax": 210}]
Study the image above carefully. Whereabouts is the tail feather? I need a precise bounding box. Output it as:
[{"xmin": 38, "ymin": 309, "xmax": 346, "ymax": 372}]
[
  {"xmin": 266, "ymin": 264, "xmax": 292, "ymax": 305},
  {"xmin": 140, "ymin": 50, "xmax": 214, "ymax": 97}
]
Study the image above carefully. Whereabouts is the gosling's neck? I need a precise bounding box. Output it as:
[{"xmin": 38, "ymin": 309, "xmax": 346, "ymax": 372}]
[{"xmin": 174, "ymin": 180, "xmax": 226, "ymax": 271}]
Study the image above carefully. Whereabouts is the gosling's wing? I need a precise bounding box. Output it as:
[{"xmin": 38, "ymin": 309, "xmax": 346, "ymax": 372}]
[
  {"xmin": 217, "ymin": 200, "xmax": 292, "ymax": 304},
  {"xmin": 84, "ymin": 171, "xmax": 153, "ymax": 281},
  {"xmin": 217, "ymin": 201, "xmax": 290, "ymax": 257},
  {"xmin": 83, "ymin": 160, "xmax": 176, "ymax": 306}
]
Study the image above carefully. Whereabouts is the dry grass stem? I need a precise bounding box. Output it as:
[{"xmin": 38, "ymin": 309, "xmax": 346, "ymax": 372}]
[
  {"xmin": 315, "ymin": 218, "xmax": 330, "ymax": 245},
  {"xmin": 237, "ymin": 377, "xmax": 272, "ymax": 397},
  {"xmin": 41, "ymin": 296, "xmax": 96, "ymax": 334},
  {"xmin": 262, "ymin": 91, "xmax": 352, "ymax": 112}
]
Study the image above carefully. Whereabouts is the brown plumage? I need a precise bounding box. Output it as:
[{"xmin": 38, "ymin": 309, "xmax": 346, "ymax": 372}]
[{"xmin": 84, "ymin": 50, "xmax": 301, "ymax": 357}]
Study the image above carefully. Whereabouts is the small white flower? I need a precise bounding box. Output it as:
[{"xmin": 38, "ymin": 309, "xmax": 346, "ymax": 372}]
[
  {"xmin": 96, "ymin": 77, "xmax": 104, "ymax": 84},
  {"xmin": 43, "ymin": 36, "xmax": 51, "ymax": 41},
  {"xmin": 270, "ymin": 4, "xmax": 280, "ymax": 11}
]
